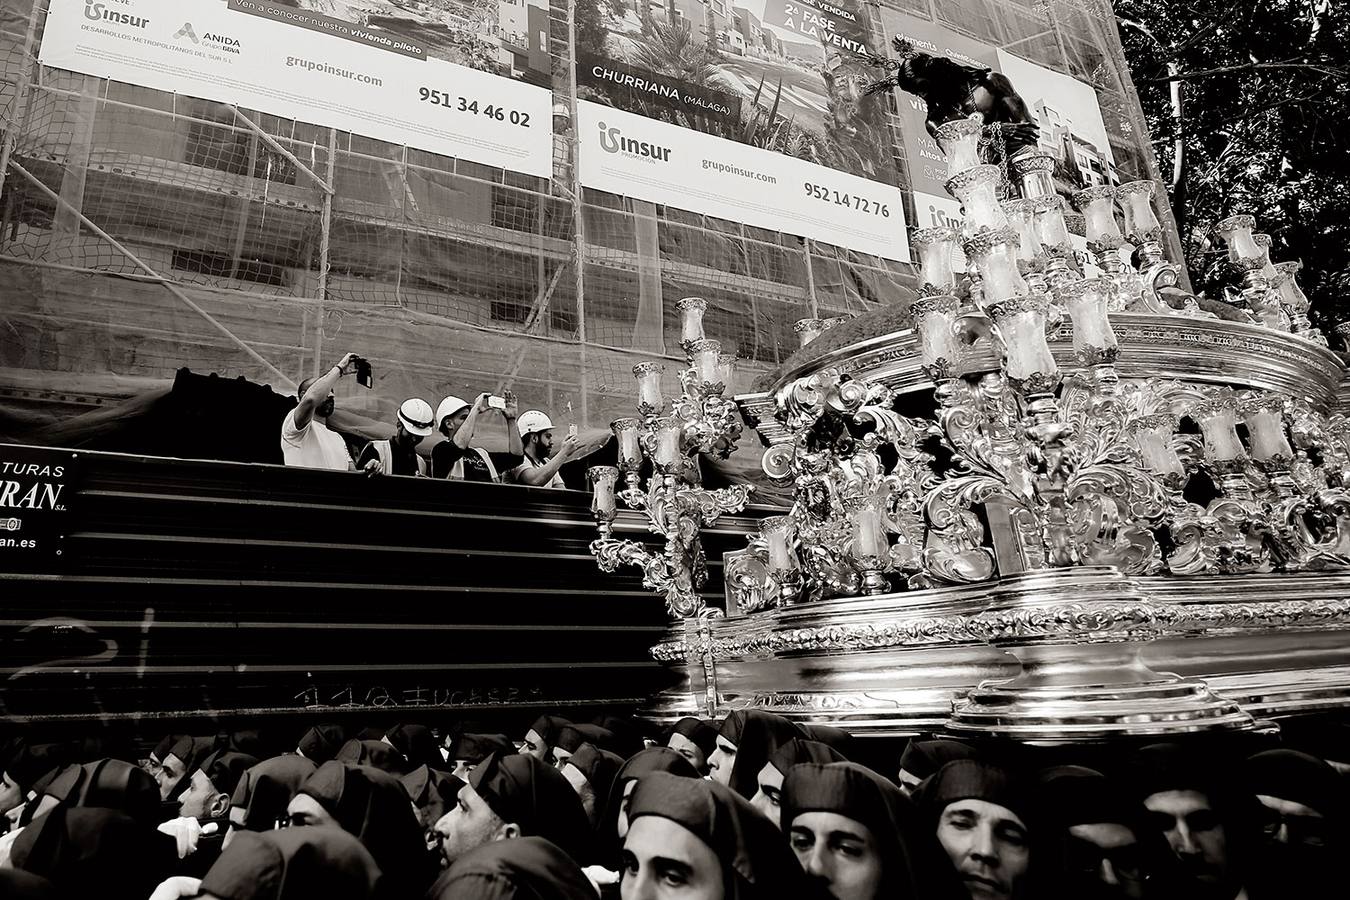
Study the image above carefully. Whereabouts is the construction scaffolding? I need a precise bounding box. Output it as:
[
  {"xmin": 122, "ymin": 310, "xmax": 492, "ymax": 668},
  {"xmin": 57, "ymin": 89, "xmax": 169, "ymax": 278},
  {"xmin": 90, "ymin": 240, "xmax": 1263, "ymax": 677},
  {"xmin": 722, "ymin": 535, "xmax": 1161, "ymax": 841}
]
[{"xmin": 0, "ymin": 0, "xmax": 1170, "ymax": 475}]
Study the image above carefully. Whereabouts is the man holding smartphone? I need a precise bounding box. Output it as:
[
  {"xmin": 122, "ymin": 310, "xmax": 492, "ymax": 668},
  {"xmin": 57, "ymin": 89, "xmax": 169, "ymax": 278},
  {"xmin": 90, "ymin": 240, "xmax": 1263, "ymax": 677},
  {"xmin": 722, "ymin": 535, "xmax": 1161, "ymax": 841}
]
[
  {"xmin": 506, "ymin": 410, "xmax": 580, "ymax": 489},
  {"xmin": 431, "ymin": 391, "xmax": 523, "ymax": 482},
  {"xmin": 280, "ymin": 352, "xmax": 360, "ymax": 470}
]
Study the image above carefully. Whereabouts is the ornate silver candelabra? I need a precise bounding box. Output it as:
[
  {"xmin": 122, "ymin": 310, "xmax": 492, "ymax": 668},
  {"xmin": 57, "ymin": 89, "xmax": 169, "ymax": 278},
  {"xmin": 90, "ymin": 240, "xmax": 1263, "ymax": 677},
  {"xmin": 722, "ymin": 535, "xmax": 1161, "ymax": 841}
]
[{"xmin": 587, "ymin": 298, "xmax": 752, "ymax": 618}]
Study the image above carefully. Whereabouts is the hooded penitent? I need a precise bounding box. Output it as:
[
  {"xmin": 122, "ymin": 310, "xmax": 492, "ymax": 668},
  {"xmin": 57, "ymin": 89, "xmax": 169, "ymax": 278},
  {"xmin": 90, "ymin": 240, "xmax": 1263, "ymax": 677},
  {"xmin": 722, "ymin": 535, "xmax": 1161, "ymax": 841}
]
[
  {"xmin": 595, "ymin": 746, "xmax": 699, "ymax": 869},
  {"xmin": 627, "ymin": 771, "xmax": 816, "ymax": 900},
  {"xmin": 163, "ymin": 736, "xmax": 220, "ymax": 800},
  {"xmin": 449, "ymin": 734, "xmax": 517, "ymax": 766},
  {"xmin": 399, "ymin": 764, "xmax": 465, "ymax": 830},
  {"xmin": 334, "ymin": 739, "xmax": 409, "ymax": 777},
  {"xmin": 784, "ymin": 761, "xmax": 969, "ymax": 900},
  {"xmin": 468, "ymin": 751, "xmax": 594, "ymax": 865},
  {"xmin": 198, "ymin": 826, "xmax": 382, "ymax": 900},
  {"xmin": 43, "ymin": 758, "xmax": 161, "ymax": 825},
  {"xmin": 231, "ymin": 755, "xmax": 318, "ymax": 832},
  {"xmin": 10, "ymin": 807, "xmax": 176, "ymax": 900},
  {"xmin": 767, "ymin": 739, "xmax": 848, "ymax": 775},
  {"xmin": 296, "ymin": 724, "xmax": 347, "ymax": 764},
  {"xmin": 425, "ymin": 835, "xmax": 598, "ymax": 900},
  {"xmin": 524, "ymin": 715, "xmax": 572, "ymax": 754},
  {"xmin": 666, "ymin": 717, "xmax": 719, "ymax": 760},
  {"xmin": 553, "ymin": 724, "xmax": 618, "ymax": 757},
  {"xmin": 567, "ymin": 742, "xmax": 624, "ymax": 800},
  {"xmin": 296, "ymin": 761, "xmax": 436, "ymax": 896},
  {"xmin": 1242, "ymin": 748, "xmax": 1346, "ymax": 891},
  {"xmin": 718, "ymin": 710, "xmax": 804, "ymax": 800},
  {"xmin": 384, "ymin": 724, "xmax": 446, "ymax": 772},
  {"xmin": 899, "ymin": 739, "xmax": 979, "ymax": 783},
  {"xmin": 1037, "ymin": 765, "xmax": 1166, "ymax": 900}
]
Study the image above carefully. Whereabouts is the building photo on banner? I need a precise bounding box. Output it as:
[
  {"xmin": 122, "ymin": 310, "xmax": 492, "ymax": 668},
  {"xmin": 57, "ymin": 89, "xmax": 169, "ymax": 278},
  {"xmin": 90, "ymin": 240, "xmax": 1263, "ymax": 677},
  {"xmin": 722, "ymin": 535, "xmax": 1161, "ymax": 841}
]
[
  {"xmin": 884, "ymin": 8, "xmax": 1120, "ymax": 272},
  {"xmin": 38, "ymin": 0, "xmax": 556, "ymax": 176},
  {"xmin": 573, "ymin": 0, "xmax": 909, "ymax": 261}
]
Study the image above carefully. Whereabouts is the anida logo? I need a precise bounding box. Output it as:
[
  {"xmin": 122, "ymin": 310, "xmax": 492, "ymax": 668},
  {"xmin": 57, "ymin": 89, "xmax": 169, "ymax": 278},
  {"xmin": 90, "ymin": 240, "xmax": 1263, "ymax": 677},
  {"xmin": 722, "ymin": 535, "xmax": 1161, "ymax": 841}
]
[
  {"xmin": 598, "ymin": 122, "xmax": 672, "ymax": 162},
  {"xmin": 84, "ymin": 0, "xmax": 150, "ymax": 28},
  {"xmin": 174, "ymin": 21, "xmax": 241, "ymax": 52}
]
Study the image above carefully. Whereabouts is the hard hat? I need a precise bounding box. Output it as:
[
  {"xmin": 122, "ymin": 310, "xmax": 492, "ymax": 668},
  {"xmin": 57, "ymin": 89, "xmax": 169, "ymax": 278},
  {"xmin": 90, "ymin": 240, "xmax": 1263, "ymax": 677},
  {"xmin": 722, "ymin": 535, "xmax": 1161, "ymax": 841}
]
[
  {"xmin": 517, "ymin": 410, "xmax": 554, "ymax": 438},
  {"xmin": 397, "ymin": 398, "xmax": 435, "ymax": 437},
  {"xmin": 436, "ymin": 395, "xmax": 470, "ymax": 427}
]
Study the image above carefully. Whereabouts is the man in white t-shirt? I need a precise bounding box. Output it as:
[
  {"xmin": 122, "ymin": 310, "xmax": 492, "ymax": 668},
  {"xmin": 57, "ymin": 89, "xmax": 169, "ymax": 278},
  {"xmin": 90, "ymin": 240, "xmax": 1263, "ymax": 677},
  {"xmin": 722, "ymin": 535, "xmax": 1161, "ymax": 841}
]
[{"xmin": 280, "ymin": 352, "xmax": 359, "ymax": 470}]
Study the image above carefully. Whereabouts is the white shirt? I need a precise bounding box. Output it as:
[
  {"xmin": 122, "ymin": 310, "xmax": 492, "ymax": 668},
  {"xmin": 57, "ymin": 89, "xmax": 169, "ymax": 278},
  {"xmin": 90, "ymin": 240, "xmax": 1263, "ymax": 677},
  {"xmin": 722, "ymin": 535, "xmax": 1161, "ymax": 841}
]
[
  {"xmin": 280, "ymin": 409, "xmax": 350, "ymax": 470},
  {"xmin": 509, "ymin": 453, "xmax": 565, "ymax": 489}
]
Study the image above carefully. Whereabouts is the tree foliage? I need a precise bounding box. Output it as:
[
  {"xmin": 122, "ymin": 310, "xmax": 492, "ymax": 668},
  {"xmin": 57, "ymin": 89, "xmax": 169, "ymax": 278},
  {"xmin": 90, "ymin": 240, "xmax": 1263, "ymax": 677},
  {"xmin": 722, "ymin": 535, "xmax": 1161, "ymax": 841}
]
[{"xmin": 1113, "ymin": 0, "xmax": 1350, "ymax": 329}]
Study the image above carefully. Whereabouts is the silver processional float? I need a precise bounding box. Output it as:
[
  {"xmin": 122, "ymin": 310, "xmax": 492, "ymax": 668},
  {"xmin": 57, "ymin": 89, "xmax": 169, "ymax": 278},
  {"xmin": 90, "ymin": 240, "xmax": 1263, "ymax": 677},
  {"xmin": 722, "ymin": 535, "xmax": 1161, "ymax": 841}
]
[{"xmin": 583, "ymin": 37, "xmax": 1350, "ymax": 743}]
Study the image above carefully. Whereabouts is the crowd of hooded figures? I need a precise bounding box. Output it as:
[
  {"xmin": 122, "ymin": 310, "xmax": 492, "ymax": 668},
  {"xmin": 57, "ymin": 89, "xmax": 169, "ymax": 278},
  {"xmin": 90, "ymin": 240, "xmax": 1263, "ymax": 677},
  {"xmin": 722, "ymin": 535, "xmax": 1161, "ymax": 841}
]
[{"xmin": 0, "ymin": 709, "xmax": 1346, "ymax": 900}]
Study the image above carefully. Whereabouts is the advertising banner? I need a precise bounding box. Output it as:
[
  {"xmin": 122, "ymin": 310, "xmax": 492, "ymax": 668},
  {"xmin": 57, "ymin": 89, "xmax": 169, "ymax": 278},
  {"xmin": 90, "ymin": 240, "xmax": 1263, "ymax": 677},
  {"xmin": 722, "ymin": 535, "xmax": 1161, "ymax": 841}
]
[
  {"xmin": 578, "ymin": 100, "xmax": 907, "ymax": 261},
  {"xmin": 0, "ymin": 448, "xmax": 78, "ymax": 571},
  {"xmin": 573, "ymin": 0, "xmax": 907, "ymax": 258},
  {"xmin": 38, "ymin": 0, "xmax": 555, "ymax": 177}
]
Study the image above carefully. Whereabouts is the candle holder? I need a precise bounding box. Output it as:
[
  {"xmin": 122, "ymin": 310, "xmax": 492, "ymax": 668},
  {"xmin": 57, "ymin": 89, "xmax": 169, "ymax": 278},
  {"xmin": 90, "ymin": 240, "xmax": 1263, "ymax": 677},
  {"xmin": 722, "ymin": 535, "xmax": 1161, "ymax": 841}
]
[
  {"xmin": 913, "ymin": 295, "xmax": 963, "ymax": 386},
  {"xmin": 592, "ymin": 334, "xmax": 753, "ymax": 618},
  {"xmin": 1059, "ymin": 277, "xmax": 1120, "ymax": 391},
  {"xmin": 687, "ymin": 339, "xmax": 724, "ymax": 395},
  {"xmin": 1009, "ymin": 152, "xmax": 1056, "ymax": 200},
  {"xmin": 1074, "ymin": 186, "xmax": 1139, "ymax": 307},
  {"xmin": 964, "ymin": 227, "xmax": 1028, "ymax": 307},
  {"xmin": 1274, "ymin": 261, "xmax": 1325, "ymax": 344},
  {"xmin": 847, "ymin": 496, "xmax": 892, "ymax": 595},
  {"xmin": 633, "ymin": 362, "xmax": 667, "ymax": 417},
  {"xmin": 794, "ymin": 318, "xmax": 827, "ymax": 349},
  {"xmin": 912, "ymin": 227, "xmax": 960, "ymax": 297},
  {"xmin": 1117, "ymin": 181, "xmax": 1164, "ymax": 262},
  {"xmin": 588, "ymin": 466, "xmax": 620, "ymax": 535},
  {"xmin": 948, "ymin": 165, "xmax": 1008, "ymax": 235},
  {"xmin": 760, "ymin": 514, "xmax": 805, "ymax": 606},
  {"xmin": 934, "ymin": 114, "xmax": 985, "ymax": 175},
  {"xmin": 1217, "ymin": 214, "xmax": 1275, "ymax": 322},
  {"xmin": 1241, "ymin": 396, "xmax": 1298, "ymax": 498},
  {"xmin": 677, "ymin": 297, "xmax": 708, "ymax": 351},
  {"xmin": 612, "ymin": 417, "xmax": 644, "ymax": 506},
  {"xmin": 1003, "ymin": 199, "xmax": 1045, "ymax": 293},
  {"xmin": 1030, "ymin": 195, "xmax": 1076, "ymax": 288}
]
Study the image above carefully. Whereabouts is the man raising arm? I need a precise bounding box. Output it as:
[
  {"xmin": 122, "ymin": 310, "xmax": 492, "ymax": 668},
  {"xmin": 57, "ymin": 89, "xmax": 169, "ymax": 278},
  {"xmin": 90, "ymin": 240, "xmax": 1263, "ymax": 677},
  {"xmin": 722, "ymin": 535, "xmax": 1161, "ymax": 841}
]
[{"xmin": 280, "ymin": 352, "xmax": 359, "ymax": 470}]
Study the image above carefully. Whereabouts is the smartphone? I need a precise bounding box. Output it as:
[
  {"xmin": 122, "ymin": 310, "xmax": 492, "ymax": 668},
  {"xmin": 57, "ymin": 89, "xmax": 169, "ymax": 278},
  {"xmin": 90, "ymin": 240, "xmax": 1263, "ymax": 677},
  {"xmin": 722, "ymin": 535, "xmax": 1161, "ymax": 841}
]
[
  {"xmin": 354, "ymin": 357, "xmax": 373, "ymax": 389},
  {"xmin": 568, "ymin": 424, "xmax": 578, "ymax": 439},
  {"xmin": 487, "ymin": 395, "xmax": 507, "ymax": 411}
]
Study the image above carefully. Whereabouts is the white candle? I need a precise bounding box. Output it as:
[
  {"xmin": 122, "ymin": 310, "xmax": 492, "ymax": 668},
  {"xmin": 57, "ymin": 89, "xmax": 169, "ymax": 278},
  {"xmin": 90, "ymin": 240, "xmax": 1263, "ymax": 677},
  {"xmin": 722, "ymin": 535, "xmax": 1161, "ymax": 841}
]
[
  {"xmin": 760, "ymin": 515, "xmax": 797, "ymax": 573},
  {"xmin": 853, "ymin": 502, "xmax": 887, "ymax": 560}
]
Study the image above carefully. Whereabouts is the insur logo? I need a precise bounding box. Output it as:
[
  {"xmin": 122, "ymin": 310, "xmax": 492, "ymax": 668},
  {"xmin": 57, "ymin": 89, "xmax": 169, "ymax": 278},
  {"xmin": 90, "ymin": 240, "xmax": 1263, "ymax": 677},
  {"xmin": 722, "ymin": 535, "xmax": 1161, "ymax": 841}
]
[{"xmin": 598, "ymin": 122, "xmax": 672, "ymax": 162}]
